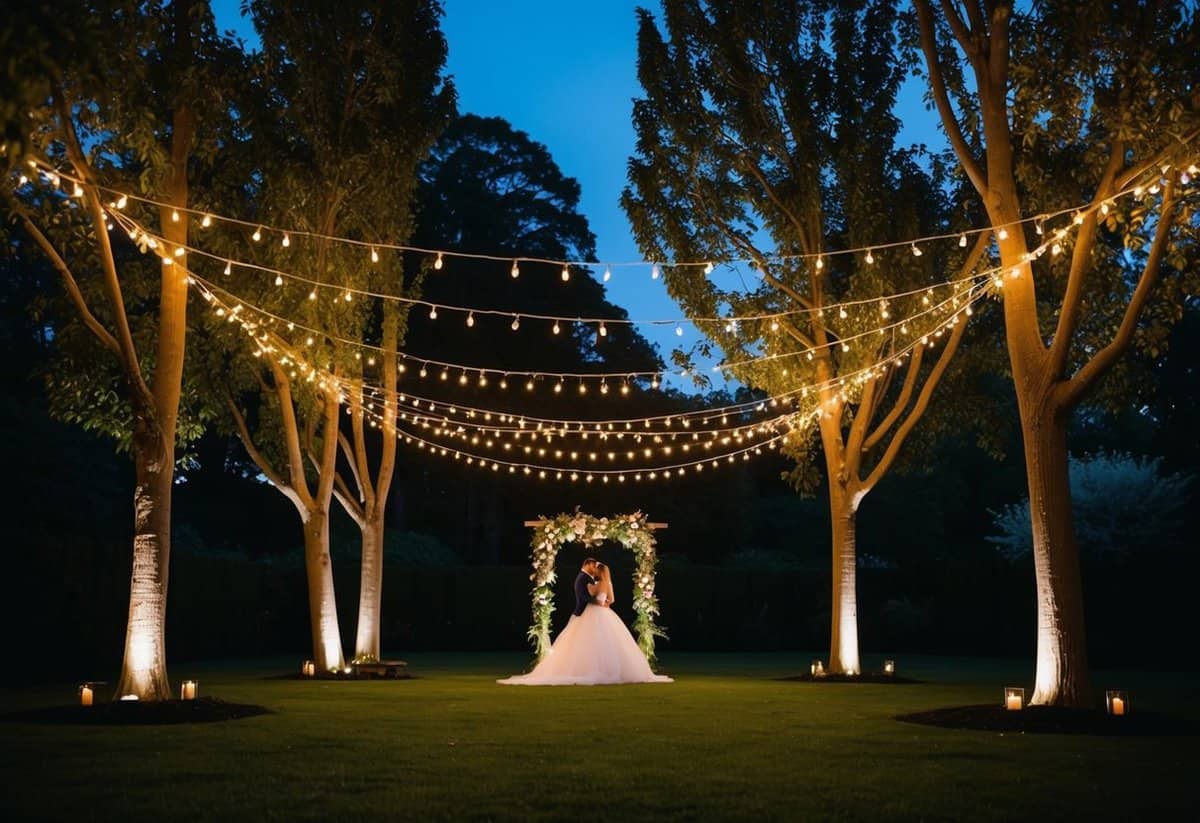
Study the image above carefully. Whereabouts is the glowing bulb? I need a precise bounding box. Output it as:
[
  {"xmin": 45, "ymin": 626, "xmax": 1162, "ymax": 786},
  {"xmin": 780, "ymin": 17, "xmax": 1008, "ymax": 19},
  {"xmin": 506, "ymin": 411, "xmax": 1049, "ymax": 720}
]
[
  {"xmin": 526, "ymin": 379, "xmax": 534, "ymax": 391},
  {"xmin": 911, "ymin": 243, "xmax": 923, "ymax": 257},
  {"xmin": 553, "ymin": 321, "xmax": 561, "ymax": 335},
  {"xmin": 440, "ymin": 370, "xmax": 448, "ymax": 381},
  {"xmin": 704, "ymin": 261, "xmax": 714, "ymax": 274},
  {"xmin": 579, "ymin": 383, "xmax": 587, "ymax": 395},
  {"xmin": 170, "ymin": 209, "xmax": 179, "ymax": 222},
  {"xmin": 201, "ymin": 214, "xmax": 212, "ymax": 228},
  {"xmin": 466, "ymin": 312, "xmax": 475, "ymax": 328},
  {"xmin": 459, "ymin": 373, "xmax": 468, "ymax": 386},
  {"xmin": 116, "ymin": 195, "xmax": 128, "ymax": 209},
  {"xmin": 282, "ymin": 233, "xmax": 290, "ymax": 247},
  {"xmin": 620, "ymin": 384, "xmax": 630, "ymax": 396},
  {"xmin": 599, "ymin": 322, "xmax": 607, "ymax": 337},
  {"xmin": 429, "ymin": 306, "xmax": 438, "ymax": 319},
  {"xmin": 430, "ymin": 252, "xmax": 442, "ymax": 271},
  {"xmin": 274, "ymin": 274, "xmax": 283, "ymax": 286},
  {"xmin": 371, "ymin": 247, "xmax": 379, "ymax": 263},
  {"xmin": 561, "ymin": 265, "xmax": 570, "ymax": 282},
  {"xmin": 675, "ymin": 325, "xmax": 683, "ymax": 336},
  {"xmin": 815, "ymin": 256, "xmax": 824, "ymax": 270},
  {"xmin": 308, "ymin": 290, "xmax": 317, "ymax": 300},
  {"xmin": 603, "ymin": 266, "xmax": 611, "ymax": 282},
  {"xmin": 651, "ymin": 376, "xmax": 659, "ymax": 389},
  {"xmin": 511, "ymin": 316, "xmax": 520, "ymax": 331},
  {"xmin": 554, "ymin": 381, "xmax": 563, "ymax": 394},
  {"xmin": 173, "ymin": 246, "xmax": 184, "ymax": 257},
  {"xmin": 511, "ymin": 260, "xmax": 520, "ymax": 278},
  {"xmin": 958, "ymin": 233, "xmax": 967, "ymax": 247},
  {"xmin": 343, "ymin": 291, "xmax": 352, "ymax": 302},
  {"xmin": 865, "ymin": 249, "xmax": 874, "ymax": 265},
  {"xmin": 1100, "ymin": 202, "xmax": 1110, "ymax": 216},
  {"xmin": 252, "ymin": 227, "xmax": 262, "ymax": 242},
  {"xmin": 839, "ymin": 307, "xmax": 848, "ymax": 319},
  {"xmin": 1051, "ymin": 243, "xmax": 1062, "ymax": 256},
  {"xmin": 997, "ymin": 227, "xmax": 1008, "ymax": 240}
]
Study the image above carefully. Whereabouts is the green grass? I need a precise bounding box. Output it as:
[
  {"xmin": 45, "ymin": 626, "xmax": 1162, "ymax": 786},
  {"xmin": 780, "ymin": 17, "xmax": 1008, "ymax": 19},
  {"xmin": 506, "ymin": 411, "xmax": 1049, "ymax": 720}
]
[{"xmin": 2, "ymin": 653, "xmax": 1196, "ymax": 821}]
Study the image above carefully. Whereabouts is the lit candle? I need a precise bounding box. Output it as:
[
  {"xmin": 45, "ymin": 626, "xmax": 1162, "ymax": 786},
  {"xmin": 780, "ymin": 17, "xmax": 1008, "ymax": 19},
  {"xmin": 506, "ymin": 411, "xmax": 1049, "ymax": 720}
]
[
  {"xmin": 80, "ymin": 684, "xmax": 93, "ymax": 707},
  {"xmin": 1111, "ymin": 697, "xmax": 1125, "ymax": 716},
  {"xmin": 1004, "ymin": 687, "xmax": 1024, "ymax": 711},
  {"xmin": 1006, "ymin": 694, "xmax": 1021, "ymax": 711},
  {"xmin": 811, "ymin": 660, "xmax": 825, "ymax": 677},
  {"xmin": 883, "ymin": 660, "xmax": 895, "ymax": 675},
  {"xmin": 302, "ymin": 660, "xmax": 315, "ymax": 677},
  {"xmin": 181, "ymin": 680, "xmax": 197, "ymax": 701}
]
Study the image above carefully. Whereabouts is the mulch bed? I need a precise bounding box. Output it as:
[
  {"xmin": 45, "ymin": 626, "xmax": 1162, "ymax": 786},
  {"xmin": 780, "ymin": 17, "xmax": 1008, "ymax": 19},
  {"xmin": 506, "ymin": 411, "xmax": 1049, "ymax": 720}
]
[
  {"xmin": 1, "ymin": 697, "xmax": 270, "ymax": 726},
  {"xmin": 895, "ymin": 704, "xmax": 1197, "ymax": 736},
  {"xmin": 780, "ymin": 673, "xmax": 922, "ymax": 684}
]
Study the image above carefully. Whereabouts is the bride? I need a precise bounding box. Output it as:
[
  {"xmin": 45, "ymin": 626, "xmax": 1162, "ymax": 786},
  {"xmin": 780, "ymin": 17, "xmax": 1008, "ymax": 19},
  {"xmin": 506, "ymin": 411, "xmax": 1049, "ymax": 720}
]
[{"xmin": 499, "ymin": 562, "xmax": 672, "ymax": 686}]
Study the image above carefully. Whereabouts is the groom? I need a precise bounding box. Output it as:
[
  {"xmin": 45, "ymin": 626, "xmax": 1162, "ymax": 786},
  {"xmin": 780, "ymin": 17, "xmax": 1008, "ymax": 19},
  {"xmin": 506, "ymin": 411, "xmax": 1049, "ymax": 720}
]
[{"xmin": 573, "ymin": 558, "xmax": 601, "ymax": 616}]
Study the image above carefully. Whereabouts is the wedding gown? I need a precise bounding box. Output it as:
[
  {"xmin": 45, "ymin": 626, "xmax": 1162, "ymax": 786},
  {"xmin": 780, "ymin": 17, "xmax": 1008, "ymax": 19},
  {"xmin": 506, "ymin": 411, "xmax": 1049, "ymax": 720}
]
[{"xmin": 498, "ymin": 595, "xmax": 673, "ymax": 686}]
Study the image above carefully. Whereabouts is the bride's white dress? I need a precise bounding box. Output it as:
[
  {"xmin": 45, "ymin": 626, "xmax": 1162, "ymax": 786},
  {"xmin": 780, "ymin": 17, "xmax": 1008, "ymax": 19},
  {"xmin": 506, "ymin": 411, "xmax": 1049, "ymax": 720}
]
[{"xmin": 499, "ymin": 597, "xmax": 672, "ymax": 686}]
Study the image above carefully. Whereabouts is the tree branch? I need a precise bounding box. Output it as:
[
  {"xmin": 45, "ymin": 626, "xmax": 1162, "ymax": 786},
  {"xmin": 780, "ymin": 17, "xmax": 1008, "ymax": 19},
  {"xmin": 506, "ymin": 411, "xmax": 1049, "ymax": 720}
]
[
  {"xmin": 225, "ymin": 392, "xmax": 304, "ymax": 513},
  {"xmin": 1061, "ymin": 183, "xmax": 1179, "ymax": 408},
  {"xmin": 338, "ymin": 432, "xmax": 367, "ymax": 503},
  {"xmin": 914, "ymin": 0, "xmax": 989, "ymax": 195},
  {"xmin": 863, "ymin": 311, "xmax": 969, "ymax": 492},
  {"xmin": 862, "ymin": 343, "xmax": 927, "ymax": 452},
  {"xmin": 12, "ymin": 206, "xmax": 120, "ymax": 356}
]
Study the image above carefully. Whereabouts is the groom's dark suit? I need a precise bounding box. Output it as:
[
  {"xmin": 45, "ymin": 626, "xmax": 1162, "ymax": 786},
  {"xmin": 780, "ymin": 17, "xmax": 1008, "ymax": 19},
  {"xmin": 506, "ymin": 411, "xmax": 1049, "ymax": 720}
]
[{"xmin": 572, "ymin": 571, "xmax": 596, "ymax": 616}]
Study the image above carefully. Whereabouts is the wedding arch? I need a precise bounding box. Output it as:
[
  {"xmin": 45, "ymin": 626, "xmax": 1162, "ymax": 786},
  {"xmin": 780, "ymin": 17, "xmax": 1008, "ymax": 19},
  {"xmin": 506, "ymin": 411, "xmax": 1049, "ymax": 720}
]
[{"xmin": 524, "ymin": 510, "xmax": 666, "ymax": 663}]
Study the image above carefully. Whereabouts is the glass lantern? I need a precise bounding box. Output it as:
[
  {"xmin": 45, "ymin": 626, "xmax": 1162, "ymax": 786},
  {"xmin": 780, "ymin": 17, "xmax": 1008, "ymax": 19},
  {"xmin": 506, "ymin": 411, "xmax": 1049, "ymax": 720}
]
[{"xmin": 1004, "ymin": 686, "xmax": 1024, "ymax": 711}]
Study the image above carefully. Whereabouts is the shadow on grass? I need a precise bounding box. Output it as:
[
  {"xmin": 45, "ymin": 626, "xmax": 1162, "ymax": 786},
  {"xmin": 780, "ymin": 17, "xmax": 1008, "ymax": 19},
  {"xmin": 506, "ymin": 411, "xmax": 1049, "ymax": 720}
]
[
  {"xmin": 895, "ymin": 704, "xmax": 1200, "ymax": 736},
  {"xmin": 0, "ymin": 697, "xmax": 270, "ymax": 726}
]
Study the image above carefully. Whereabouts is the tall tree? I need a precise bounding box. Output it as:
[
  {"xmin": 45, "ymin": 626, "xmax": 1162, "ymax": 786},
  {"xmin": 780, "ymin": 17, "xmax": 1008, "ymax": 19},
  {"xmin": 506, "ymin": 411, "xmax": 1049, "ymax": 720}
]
[
  {"xmin": 914, "ymin": 0, "xmax": 1200, "ymax": 704},
  {"xmin": 218, "ymin": 0, "xmax": 454, "ymax": 671},
  {"xmin": 623, "ymin": 0, "xmax": 988, "ymax": 674},
  {"xmin": 2, "ymin": 0, "xmax": 239, "ymax": 700}
]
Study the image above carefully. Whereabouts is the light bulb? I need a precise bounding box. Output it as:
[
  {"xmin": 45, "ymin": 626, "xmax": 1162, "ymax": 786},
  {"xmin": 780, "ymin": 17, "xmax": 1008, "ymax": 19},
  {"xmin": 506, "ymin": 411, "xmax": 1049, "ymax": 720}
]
[
  {"xmin": 308, "ymin": 290, "xmax": 317, "ymax": 300},
  {"xmin": 958, "ymin": 233, "xmax": 967, "ymax": 247},
  {"xmin": 651, "ymin": 263, "xmax": 660, "ymax": 279},
  {"xmin": 466, "ymin": 312, "xmax": 475, "ymax": 328},
  {"xmin": 603, "ymin": 266, "xmax": 611, "ymax": 282},
  {"xmin": 579, "ymin": 383, "xmax": 587, "ymax": 395},
  {"xmin": 704, "ymin": 261, "xmax": 714, "ymax": 274},
  {"xmin": 371, "ymin": 247, "xmax": 379, "ymax": 263},
  {"xmin": 432, "ymin": 252, "xmax": 443, "ymax": 270},
  {"xmin": 865, "ymin": 249, "xmax": 874, "ymax": 265},
  {"xmin": 561, "ymin": 265, "xmax": 570, "ymax": 282},
  {"xmin": 459, "ymin": 373, "xmax": 468, "ymax": 386},
  {"xmin": 839, "ymin": 308, "xmax": 848, "ymax": 319},
  {"xmin": 552, "ymin": 321, "xmax": 561, "ymax": 335},
  {"xmin": 420, "ymin": 367, "xmax": 428, "ymax": 378},
  {"xmin": 201, "ymin": 214, "xmax": 212, "ymax": 228},
  {"xmin": 511, "ymin": 260, "xmax": 520, "ymax": 278},
  {"xmin": 554, "ymin": 381, "xmax": 563, "ymax": 394},
  {"xmin": 252, "ymin": 227, "xmax": 262, "ymax": 242},
  {"xmin": 526, "ymin": 379, "xmax": 535, "ymax": 391},
  {"xmin": 911, "ymin": 243, "xmax": 923, "ymax": 257},
  {"xmin": 599, "ymin": 323, "xmax": 607, "ymax": 337},
  {"xmin": 116, "ymin": 195, "xmax": 128, "ymax": 209},
  {"xmin": 171, "ymin": 209, "xmax": 179, "ymax": 222},
  {"xmin": 997, "ymin": 227, "xmax": 1008, "ymax": 240},
  {"xmin": 282, "ymin": 233, "xmax": 290, "ymax": 247},
  {"xmin": 274, "ymin": 275, "xmax": 283, "ymax": 286},
  {"xmin": 815, "ymin": 256, "xmax": 824, "ymax": 270},
  {"xmin": 511, "ymin": 316, "xmax": 520, "ymax": 331},
  {"xmin": 675, "ymin": 325, "xmax": 683, "ymax": 336},
  {"xmin": 651, "ymin": 377, "xmax": 659, "ymax": 389},
  {"xmin": 620, "ymin": 384, "xmax": 630, "ymax": 396},
  {"xmin": 343, "ymin": 291, "xmax": 352, "ymax": 302},
  {"xmin": 440, "ymin": 370, "xmax": 449, "ymax": 381},
  {"xmin": 429, "ymin": 306, "xmax": 438, "ymax": 319}
]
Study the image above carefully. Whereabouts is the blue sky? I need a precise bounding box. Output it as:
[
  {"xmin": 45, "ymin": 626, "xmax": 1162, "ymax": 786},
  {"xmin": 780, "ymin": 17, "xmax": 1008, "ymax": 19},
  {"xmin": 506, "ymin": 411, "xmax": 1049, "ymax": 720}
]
[{"xmin": 210, "ymin": 1, "xmax": 944, "ymax": 383}]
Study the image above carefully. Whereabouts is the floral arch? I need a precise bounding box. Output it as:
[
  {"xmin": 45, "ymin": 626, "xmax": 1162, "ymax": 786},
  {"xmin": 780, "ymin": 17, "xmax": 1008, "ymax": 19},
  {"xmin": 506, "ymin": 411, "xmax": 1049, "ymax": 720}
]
[{"xmin": 526, "ymin": 510, "xmax": 665, "ymax": 663}]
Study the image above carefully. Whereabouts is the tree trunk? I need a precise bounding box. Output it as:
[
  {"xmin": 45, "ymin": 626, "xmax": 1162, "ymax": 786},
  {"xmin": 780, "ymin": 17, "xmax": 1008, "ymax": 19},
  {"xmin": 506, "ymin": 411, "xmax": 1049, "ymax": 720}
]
[
  {"xmin": 1020, "ymin": 400, "xmax": 1091, "ymax": 706},
  {"xmin": 828, "ymin": 488, "xmax": 861, "ymax": 676},
  {"xmin": 115, "ymin": 423, "xmax": 174, "ymax": 700},
  {"xmin": 353, "ymin": 514, "xmax": 384, "ymax": 663},
  {"xmin": 303, "ymin": 511, "xmax": 345, "ymax": 672}
]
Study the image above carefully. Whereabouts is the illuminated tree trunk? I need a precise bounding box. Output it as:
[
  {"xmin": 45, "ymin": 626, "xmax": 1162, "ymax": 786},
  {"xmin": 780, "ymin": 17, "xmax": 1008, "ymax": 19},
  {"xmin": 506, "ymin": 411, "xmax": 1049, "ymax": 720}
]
[
  {"xmin": 827, "ymin": 490, "xmax": 861, "ymax": 676},
  {"xmin": 116, "ymin": 421, "xmax": 175, "ymax": 700},
  {"xmin": 1020, "ymin": 400, "xmax": 1090, "ymax": 705},
  {"xmin": 353, "ymin": 517, "xmax": 384, "ymax": 662},
  {"xmin": 303, "ymin": 510, "xmax": 345, "ymax": 673}
]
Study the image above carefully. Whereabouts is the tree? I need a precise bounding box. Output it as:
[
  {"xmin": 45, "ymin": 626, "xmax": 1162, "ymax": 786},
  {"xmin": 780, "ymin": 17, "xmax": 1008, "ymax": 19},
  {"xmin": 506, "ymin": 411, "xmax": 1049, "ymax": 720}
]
[
  {"xmin": 622, "ymin": 0, "xmax": 988, "ymax": 674},
  {"xmin": 218, "ymin": 0, "xmax": 453, "ymax": 671},
  {"xmin": 3, "ymin": 0, "xmax": 239, "ymax": 700},
  {"xmin": 403, "ymin": 114, "xmax": 665, "ymax": 563},
  {"xmin": 914, "ymin": 0, "xmax": 1200, "ymax": 704}
]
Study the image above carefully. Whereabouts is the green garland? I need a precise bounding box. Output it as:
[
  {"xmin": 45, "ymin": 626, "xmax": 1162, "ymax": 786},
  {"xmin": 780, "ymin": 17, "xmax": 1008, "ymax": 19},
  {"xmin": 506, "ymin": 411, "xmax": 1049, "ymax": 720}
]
[{"xmin": 527, "ymin": 509, "xmax": 666, "ymax": 665}]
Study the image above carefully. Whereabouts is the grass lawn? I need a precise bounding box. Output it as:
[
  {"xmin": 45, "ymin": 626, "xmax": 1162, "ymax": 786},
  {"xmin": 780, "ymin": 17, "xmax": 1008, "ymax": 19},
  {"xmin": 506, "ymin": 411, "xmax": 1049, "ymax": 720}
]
[{"xmin": 1, "ymin": 653, "xmax": 1195, "ymax": 821}]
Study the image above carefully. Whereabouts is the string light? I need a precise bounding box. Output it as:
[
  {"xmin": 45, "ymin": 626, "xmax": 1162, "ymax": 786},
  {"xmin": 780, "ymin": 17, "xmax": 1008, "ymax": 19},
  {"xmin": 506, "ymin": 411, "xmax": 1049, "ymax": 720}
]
[
  {"xmin": 252, "ymin": 226, "xmax": 262, "ymax": 242},
  {"xmin": 561, "ymin": 264, "xmax": 570, "ymax": 282},
  {"xmin": 511, "ymin": 260, "xmax": 520, "ymax": 278},
  {"xmin": 651, "ymin": 263, "xmax": 660, "ymax": 279},
  {"xmin": 435, "ymin": 252, "xmax": 444, "ymax": 270}
]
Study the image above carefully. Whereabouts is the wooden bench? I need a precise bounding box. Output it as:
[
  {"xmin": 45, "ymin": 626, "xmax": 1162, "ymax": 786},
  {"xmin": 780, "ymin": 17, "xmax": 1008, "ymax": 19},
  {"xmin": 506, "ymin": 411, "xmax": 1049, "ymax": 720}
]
[{"xmin": 350, "ymin": 660, "xmax": 409, "ymax": 679}]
